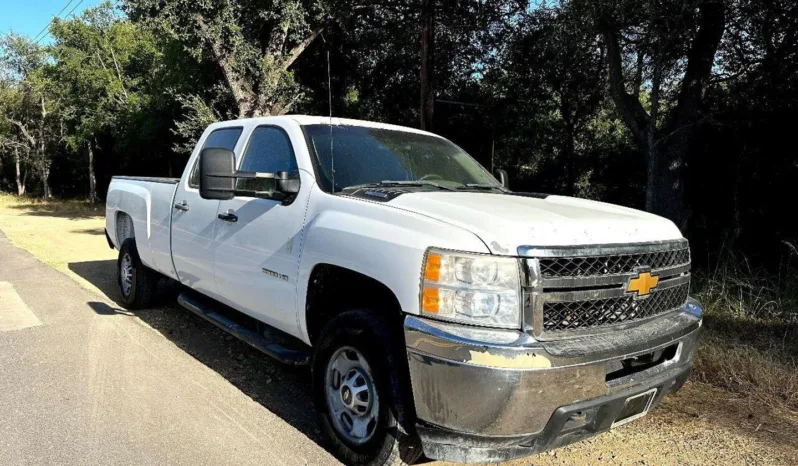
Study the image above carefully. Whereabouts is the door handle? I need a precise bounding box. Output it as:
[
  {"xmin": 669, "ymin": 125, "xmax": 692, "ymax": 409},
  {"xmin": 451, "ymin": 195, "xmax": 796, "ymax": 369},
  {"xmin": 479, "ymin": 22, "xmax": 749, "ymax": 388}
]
[
  {"xmin": 217, "ymin": 210, "xmax": 238, "ymax": 223},
  {"xmin": 174, "ymin": 200, "xmax": 190, "ymax": 211}
]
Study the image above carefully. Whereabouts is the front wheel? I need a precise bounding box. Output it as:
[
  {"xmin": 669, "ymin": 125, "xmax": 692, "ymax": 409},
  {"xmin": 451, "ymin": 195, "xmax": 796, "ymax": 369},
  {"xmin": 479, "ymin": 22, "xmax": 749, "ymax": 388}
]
[
  {"xmin": 313, "ymin": 311, "xmax": 422, "ymax": 466},
  {"xmin": 117, "ymin": 238, "xmax": 157, "ymax": 309}
]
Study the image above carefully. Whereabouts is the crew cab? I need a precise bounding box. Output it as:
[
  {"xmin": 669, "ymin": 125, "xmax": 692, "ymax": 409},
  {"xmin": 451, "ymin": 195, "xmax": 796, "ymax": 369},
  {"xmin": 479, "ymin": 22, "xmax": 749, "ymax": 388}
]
[{"xmin": 105, "ymin": 116, "xmax": 703, "ymax": 466}]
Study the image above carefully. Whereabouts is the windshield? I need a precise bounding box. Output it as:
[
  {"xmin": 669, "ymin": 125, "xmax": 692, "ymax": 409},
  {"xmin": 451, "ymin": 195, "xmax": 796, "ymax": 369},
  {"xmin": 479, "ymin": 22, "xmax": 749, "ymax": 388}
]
[{"xmin": 303, "ymin": 124, "xmax": 501, "ymax": 193}]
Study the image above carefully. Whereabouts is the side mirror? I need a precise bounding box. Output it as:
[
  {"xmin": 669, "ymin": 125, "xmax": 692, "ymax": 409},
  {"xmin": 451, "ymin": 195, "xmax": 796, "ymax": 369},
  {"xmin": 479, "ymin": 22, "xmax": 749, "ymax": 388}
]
[
  {"xmin": 199, "ymin": 148, "xmax": 236, "ymax": 200},
  {"xmin": 494, "ymin": 168, "xmax": 509, "ymax": 189},
  {"xmin": 276, "ymin": 171, "xmax": 300, "ymax": 194}
]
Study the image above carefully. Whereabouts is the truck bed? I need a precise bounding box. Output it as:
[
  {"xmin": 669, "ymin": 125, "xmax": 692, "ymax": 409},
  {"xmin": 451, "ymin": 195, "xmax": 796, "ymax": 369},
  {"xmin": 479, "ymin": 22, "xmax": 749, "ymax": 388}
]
[{"xmin": 106, "ymin": 175, "xmax": 180, "ymax": 280}]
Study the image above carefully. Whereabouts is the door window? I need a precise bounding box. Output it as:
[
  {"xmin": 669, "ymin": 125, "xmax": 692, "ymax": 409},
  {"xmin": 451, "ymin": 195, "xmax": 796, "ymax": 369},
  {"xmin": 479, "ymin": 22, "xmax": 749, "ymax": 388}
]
[
  {"xmin": 189, "ymin": 127, "xmax": 243, "ymax": 188},
  {"xmin": 236, "ymin": 126, "xmax": 298, "ymax": 193}
]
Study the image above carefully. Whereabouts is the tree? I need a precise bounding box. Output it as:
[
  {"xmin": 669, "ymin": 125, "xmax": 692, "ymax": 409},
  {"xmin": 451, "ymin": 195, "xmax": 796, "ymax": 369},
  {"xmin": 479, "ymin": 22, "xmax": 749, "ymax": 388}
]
[
  {"xmin": 0, "ymin": 83, "xmax": 30, "ymax": 195},
  {"xmin": 124, "ymin": 0, "xmax": 327, "ymax": 119},
  {"xmin": 495, "ymin": 6, "xmax": 605, "ymax": 195},
  {"xmin": 294, "ymin": 0, "xmax": 526, "ymax": 162},
  {"xmin": 49, "ymin": 3, "xmax": 157, "ymax": 202},
  {"xmin": 0, "ymin": 0, "xmax": 795, "ymax": 263},
  {"xmin": 0, "ymin": 34, "xmax": 61, "ymax": 198},
  {"xmin": 572, "ymin": 0, "xmax": 726, "ymax": 229}
]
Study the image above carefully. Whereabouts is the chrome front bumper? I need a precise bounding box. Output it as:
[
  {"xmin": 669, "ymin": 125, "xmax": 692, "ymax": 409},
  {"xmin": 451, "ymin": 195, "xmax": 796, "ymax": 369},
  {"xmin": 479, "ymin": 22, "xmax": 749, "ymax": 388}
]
[{"xmin": 404, "ymin": 299, "xmax": 703, "ymax": 463}]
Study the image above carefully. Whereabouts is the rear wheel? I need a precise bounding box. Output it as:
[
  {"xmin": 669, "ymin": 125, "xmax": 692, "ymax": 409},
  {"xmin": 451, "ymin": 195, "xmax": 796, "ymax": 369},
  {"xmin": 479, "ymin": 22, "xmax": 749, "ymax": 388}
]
[
  {"xmin": 314, "ymin": 311, "xmax": 422, "ymax": 466},
  {"xmin": 117, "ymin": 238, "xmax": 157, "ymax": 309}
]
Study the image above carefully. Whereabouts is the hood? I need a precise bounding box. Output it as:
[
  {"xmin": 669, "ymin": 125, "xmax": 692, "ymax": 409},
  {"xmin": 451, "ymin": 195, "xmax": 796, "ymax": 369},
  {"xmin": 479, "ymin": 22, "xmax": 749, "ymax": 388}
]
[{"xmin": 389, "ymin": 192, "xmax": 683, "ymax": 255}]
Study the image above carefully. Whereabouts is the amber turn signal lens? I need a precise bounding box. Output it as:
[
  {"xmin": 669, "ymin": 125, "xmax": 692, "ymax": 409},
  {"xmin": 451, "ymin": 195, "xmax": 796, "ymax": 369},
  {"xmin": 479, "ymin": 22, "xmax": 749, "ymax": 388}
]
[
  {"xmin": 422, "ymin": 287, "xmax": 440, "ymax": 313},
  {"xmin": 424, "ymin": 253, "xmax": 442, "ymax": 282}
]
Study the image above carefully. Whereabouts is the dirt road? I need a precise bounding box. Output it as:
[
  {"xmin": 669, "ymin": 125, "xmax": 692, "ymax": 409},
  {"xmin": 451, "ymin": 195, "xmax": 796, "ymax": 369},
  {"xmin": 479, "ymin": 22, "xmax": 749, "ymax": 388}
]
[{"xmin": 0, "ymin": 197, "xmax": 795, "ymax": 466}]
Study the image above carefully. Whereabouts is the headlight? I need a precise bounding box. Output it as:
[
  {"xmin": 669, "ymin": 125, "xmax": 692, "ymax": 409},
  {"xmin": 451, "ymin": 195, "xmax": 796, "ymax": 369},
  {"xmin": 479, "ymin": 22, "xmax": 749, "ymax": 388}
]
[{"xmin": 420, "ymin": 248, "xmax": 522, "ymax": 329}]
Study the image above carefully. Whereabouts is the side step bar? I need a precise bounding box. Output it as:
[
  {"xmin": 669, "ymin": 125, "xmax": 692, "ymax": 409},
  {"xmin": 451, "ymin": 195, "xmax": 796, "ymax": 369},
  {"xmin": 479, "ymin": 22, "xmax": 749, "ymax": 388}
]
[{"xmin": 177, "ymin": 292, "xmax": 311, "ymax": 366}]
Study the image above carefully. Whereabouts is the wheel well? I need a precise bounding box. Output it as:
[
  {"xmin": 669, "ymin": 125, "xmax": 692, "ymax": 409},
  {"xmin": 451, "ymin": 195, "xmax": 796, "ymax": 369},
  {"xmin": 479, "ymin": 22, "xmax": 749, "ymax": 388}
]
[
  {"xmin": 305, "ymin": 264, "xmax": 403, "ymax": 345},
  {"xmin": 115, "ymin": 212, "xmax": 135, "ymax": 246}
]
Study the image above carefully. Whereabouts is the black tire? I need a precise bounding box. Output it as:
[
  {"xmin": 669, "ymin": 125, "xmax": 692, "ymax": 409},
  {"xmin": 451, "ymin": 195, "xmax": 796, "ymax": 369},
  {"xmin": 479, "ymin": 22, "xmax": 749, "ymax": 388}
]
[
  {"xmin": 117, "ymin": 238, "xmax": 157, "ymax": 309},
  {"xmin": 313, "ymin": 311, "xmax": 423, "ymax": 466}
]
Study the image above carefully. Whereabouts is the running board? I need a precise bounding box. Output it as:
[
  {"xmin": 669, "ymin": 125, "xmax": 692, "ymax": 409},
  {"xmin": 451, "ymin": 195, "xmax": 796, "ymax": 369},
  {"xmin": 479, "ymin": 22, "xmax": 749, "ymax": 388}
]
[{"xmin": 177, "ymin": 292, "xmax": 311, "ymax": 366}]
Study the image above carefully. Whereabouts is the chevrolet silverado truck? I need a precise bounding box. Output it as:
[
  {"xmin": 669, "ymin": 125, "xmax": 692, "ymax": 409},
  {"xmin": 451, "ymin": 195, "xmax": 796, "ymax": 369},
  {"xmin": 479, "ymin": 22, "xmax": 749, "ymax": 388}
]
[{"xmin": 105, "ymin": 116, "xmax": 703, "ymax": 466}]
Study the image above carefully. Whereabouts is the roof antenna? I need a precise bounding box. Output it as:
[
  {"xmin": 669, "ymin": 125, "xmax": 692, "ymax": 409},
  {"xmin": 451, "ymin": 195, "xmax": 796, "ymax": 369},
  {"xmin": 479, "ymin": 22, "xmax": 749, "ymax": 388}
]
[{"xmin": 321, "ymin": 32, "xmax": 334, "ymax": 192}]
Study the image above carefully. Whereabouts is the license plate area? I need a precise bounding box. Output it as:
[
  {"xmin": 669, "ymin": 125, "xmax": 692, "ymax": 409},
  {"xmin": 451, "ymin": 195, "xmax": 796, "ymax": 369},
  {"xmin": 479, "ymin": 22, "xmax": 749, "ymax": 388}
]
[{"xmin": 611, "ymin": 388, "xmax": 657, "ymax": 428}]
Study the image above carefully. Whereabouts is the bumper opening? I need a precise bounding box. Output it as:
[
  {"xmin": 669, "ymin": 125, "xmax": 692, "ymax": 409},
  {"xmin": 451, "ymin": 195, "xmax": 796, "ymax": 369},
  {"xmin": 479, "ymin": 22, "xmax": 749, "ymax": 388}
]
[{"xmin": 605, "ymin": 342, "xmax": 679, "ymax": 383}]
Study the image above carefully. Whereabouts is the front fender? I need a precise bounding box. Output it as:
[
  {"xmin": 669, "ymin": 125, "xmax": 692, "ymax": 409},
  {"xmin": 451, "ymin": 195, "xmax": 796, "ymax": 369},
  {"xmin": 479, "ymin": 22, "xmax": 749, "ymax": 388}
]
[{"xmin": 296, "ymin": 186, "xmax": 489, "ymax": 345}]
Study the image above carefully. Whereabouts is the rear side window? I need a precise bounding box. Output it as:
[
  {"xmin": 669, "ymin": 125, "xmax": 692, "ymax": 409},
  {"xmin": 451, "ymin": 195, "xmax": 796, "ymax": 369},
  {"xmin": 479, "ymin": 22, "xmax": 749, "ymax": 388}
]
[{"xmin": 189, "ymin": 127, "xmax": 243, "ymax": 188}]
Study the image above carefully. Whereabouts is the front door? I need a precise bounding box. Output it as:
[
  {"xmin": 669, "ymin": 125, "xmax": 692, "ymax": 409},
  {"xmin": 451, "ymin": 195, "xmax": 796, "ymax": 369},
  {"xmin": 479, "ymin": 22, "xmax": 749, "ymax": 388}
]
[
  {"xmin": 213, "ymin": 124, "xmax": 307, "ymax": 335},
  {"xmin": 171, "ymin": 126, "xmax": 244, "ymax": 299}
]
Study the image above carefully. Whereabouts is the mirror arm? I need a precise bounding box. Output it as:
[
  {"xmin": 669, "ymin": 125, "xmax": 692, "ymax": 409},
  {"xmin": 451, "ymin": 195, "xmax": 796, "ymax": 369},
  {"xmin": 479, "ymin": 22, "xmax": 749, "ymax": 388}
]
[
  {"xmin": 231, "ymin": 189, "xmax": 287, "ymax": 199},
  {"xmin": 234, "ymin": 171, "xmax": 276, "ymax": 180}
]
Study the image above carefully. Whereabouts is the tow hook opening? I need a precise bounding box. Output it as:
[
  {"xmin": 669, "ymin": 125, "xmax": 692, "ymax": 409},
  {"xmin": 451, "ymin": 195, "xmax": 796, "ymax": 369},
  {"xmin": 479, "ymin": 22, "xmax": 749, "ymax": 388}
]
[
  {"xmin": 605, "ymin": 344, "xmax": 679, "ymax": 383},
  {"xmin": 562, "ymin": 406, "xmax": 599, "ymax": 432}
]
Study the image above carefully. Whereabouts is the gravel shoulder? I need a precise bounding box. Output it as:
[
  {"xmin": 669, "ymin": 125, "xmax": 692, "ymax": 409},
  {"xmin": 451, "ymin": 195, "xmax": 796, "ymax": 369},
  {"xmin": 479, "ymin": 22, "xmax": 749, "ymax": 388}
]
[{"xmin": 0, "ymin": 197, "xmax": 795, "ymax": 466}]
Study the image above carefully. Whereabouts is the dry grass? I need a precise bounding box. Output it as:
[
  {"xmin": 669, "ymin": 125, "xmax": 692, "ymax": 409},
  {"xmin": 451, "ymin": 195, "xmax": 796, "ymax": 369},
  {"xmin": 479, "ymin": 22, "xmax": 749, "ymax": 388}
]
[
  {"xmin": 697, "ymin": 245, "xmax": 798, "ymax": 322},
  {"xmin": 0, "ymin": 193, "xmax": 115, "ymax": 295},
  {"xmin": 0, "ymin": 193, "xmax": 104, "ymax": 216},
  {"xmin": 696, "ymin": 327, "xmax": 798, "ymax": 413},
  {"xmin": 692, "ymin": 248, "xmax": 798, "ymax": 414}
]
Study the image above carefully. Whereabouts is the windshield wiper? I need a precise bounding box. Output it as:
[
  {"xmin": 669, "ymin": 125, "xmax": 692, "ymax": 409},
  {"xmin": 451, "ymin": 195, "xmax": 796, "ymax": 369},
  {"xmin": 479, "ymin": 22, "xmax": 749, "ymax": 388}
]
[
  {"xmin": 458, "ymin": 183, "xmax": 508, "ymax": 192},
  {"xmin": 344, "ymin": 180, "xmax": 456, "ymax": 191}
]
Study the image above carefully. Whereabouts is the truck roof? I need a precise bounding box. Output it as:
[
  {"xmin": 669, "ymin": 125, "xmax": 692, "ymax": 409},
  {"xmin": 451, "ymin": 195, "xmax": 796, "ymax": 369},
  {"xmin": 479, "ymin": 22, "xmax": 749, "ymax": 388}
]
[{"xmin": 209, "ymin": 115, "xmax": 442, "ymax": 138}]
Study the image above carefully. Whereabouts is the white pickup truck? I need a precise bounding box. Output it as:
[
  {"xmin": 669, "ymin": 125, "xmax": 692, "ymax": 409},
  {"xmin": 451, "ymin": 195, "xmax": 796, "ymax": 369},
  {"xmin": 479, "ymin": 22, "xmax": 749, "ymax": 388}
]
[{"xmin": 105, "ymin": 115, "xmax": 702, "ymax": 466}]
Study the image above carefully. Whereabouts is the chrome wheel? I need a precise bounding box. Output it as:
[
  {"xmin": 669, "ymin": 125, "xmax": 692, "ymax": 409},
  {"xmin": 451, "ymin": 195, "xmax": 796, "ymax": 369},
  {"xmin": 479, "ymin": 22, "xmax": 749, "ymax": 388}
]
[
  {"xmin": 120, "ymin": 253, "xmax": 133, "ymax": 297},
  {"xmin": 325, "ymin": 346, "xmax": 379, "ymax": 445}
]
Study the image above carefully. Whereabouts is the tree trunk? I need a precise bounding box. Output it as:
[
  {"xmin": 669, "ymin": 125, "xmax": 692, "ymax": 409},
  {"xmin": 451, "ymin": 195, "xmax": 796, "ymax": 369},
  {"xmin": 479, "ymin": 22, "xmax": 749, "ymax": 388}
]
[
  {"xmin": 87, "ymin": 141, "xmax": 97, "ymax": 203},
  {"xmin": 42, "ymin": 164, "xmax": 51, "ymax": 200},
  {"xmin": 14, "ymin": 148, "xmax": 25, "ymax": 196},
  {"xmin": 645, "ymin": 140, "xmax": 659, "ymax": 212},
  {"xmin": 38, "ymin": 95, "xmax": 51, "ymax": 199},
  {"xmin": 645, "ymin": 62, "xmax": 663, "ymax": 215},
  {"xmin": 420, "ymin": 0, "xmax": 435, "ymax": 131},
  {"xmin": 645, "ymin": 95, "xmax": 688, "ymax": 229},
  {"xmin": 560, "ymin": 96, "xmax": 576, "ymax": 196},
  {"xmin": 564, "ymin": 123, "xmax": 576, "ymax": 196},
  {"xmin": 600, "ymin": 1, "xmax": 724, "ymax": 231},
  {"xmin": 648, "ymin": 138, "xmax": 688, "ymax": 228}
]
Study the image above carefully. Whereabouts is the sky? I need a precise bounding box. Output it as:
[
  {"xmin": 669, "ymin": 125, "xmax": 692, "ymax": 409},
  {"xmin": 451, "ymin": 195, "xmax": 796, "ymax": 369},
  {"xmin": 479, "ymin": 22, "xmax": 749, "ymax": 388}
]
[{"xmin": 0, "ymin": 0, "xmax": 107, "ymax": 45}]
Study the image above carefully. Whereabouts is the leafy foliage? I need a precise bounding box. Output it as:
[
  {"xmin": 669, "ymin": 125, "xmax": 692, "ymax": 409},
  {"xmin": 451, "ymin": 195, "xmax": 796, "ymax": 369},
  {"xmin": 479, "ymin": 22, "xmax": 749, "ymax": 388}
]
[
  {"xmin": 0, "ymin": 34, "xmax": 61, "ymax": 198},
  {"xmin": 0, "ymin": 0, "xmax": 796, "ymax": 262},
  {"xmin": 124, "ymin": 0, "xmax": 328, "ymax": 118}
]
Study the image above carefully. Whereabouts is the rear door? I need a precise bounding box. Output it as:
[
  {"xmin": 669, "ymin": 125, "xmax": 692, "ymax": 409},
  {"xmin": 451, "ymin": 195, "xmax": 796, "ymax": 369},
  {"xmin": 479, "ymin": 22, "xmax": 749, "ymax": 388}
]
[
  {"xmin": 213, "ymin": 124, "xmax": 307, "ymax": 335},
  {"xmin": 171, "ymin": 126, "xmax": 243, "ymax": 299}
]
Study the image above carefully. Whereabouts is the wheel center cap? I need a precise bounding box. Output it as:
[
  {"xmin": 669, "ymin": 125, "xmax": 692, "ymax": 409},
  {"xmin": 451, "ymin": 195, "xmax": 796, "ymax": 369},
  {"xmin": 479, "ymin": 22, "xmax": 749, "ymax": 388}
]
[{"xmin": 341, "ymin": 386, "xmax": 353, "ymax": 406}]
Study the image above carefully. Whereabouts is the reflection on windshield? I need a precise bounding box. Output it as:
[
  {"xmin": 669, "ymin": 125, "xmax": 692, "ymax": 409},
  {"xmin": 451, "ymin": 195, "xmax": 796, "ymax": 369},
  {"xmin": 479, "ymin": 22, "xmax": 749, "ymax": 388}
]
[{"xmin": 303, "ymin": 124, "xmax": 500, "ymax": 193}]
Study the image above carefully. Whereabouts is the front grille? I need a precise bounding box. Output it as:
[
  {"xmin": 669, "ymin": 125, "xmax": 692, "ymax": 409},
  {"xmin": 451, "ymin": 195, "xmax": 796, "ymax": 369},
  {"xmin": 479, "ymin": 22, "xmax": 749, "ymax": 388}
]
[
  {"xmin": 523, "ymin": 239, "xmax": 692, "ymax": 337},
  {"xmin": 539, "ymin": 247, "xmax": 690, "ymax": 278},
  {"xmin": 541, "ymin": 282, "xmax": 690, "ymax": 332}
]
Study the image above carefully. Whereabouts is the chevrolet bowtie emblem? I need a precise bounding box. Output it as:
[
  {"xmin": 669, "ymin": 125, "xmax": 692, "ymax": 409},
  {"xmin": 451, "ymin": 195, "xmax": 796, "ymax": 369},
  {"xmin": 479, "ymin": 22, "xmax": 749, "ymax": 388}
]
[{"xmin": 626, "ymin": 270, "xmax": 659, "ymax": 298}]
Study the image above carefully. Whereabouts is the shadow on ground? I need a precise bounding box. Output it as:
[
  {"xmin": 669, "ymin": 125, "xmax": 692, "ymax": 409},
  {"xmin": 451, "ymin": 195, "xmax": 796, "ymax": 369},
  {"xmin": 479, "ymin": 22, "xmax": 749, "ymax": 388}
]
[
  {"xmin": 68, "ymin": 260, "xmax": 326, "ymax": 453},
  {"xmin": 71, "ymin": 227, "xmax": 106, "ymax": 235}
]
